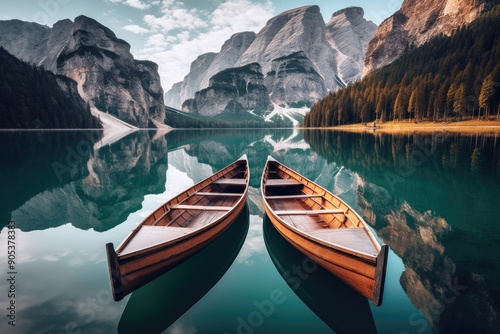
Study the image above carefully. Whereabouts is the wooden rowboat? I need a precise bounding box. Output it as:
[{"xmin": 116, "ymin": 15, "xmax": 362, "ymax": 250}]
[
  {"xmin": 263, "ymin": 216, "xmax": 377, "ymax": 333},
  {"xmin": 261, "ymin": 156, "xmax": 388, "ymax": 306},
  {"xmin": 118, "ymin": 205, "xmax": 249, "ymax": 333},
  {"xmin": 106, "ymin": 155, "xmax": 249, "ymax": 301}
]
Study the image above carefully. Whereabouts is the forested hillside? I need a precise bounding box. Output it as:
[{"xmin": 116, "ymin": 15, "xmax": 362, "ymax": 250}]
[
  {"xmin": 0, "ymin": 47, "xmax": 100, "ymax": 129},
  {"xmin": 304, "ymin": 5, "xmax": 500, "ymax": 127}
]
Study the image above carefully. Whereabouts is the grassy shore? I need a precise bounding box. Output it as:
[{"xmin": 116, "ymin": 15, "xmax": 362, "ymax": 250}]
[{"xmin": 328, "ymin": 119, "xmax": 500, "ymax": 134}]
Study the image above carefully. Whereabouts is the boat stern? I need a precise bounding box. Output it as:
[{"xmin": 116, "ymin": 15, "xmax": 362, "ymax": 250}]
[
  {"xmin": 372, "ymin": 244, "xmax": 389, "ymax": 306},
  {"xmin": 106, "ymin": 243, "xmax": 126, "ymax": 301}
]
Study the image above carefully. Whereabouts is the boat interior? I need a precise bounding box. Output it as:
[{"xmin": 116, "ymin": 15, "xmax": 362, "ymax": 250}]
[
  {"xmin": 264, "ymin": 163, "xmax": 363, "ymax": 231},
  {"xmin": 263, "ymin": 161, "xmax": 378, "ymax": 255},
  {"xmin": 146, "ymin": 162, "xmax": 247, "ymax": 229}
]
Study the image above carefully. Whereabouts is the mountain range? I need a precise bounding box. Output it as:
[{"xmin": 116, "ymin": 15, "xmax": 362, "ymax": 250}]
[
  {"xmin": 165, "ymin": 6, "xmax": 377, "ymax": 122},
  {"xmin": 0, "ymin": 0, "xmax": 497, "ymax": 128}
]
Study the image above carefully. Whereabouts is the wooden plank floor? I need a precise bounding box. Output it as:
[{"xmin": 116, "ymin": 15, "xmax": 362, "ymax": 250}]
[
  {"xmin": 182, "ymin": 196, "xmax": 237, "ymax": 228},
  {"xmin": 308, "ymin": 228, "xmax": 378, "ymax": 255},
  {"xmin": 121, "ymin": 226, "xmax": 195, "ymax": 255},
  {"xmin": 271, "ymin": 198, "xmax": 325, "ymax": 232}
]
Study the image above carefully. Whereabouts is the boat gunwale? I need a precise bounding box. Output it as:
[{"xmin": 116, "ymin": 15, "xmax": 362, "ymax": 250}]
[
  {"xmin": 115, "ymin": 155, "xmax": 249, "ymax": 256},
  {"xmin": 261, "ymin": 156, "xmax": 380, "ymax": 262}
]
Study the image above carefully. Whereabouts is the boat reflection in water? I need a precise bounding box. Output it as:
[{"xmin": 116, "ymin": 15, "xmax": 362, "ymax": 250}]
[
  {"xmin": 263, "ymin": 215, "xmax": 377, "ymax": 334},
  {"xmin": 117, "ymin": 205, "xmax": 250, "ymax": 334}
]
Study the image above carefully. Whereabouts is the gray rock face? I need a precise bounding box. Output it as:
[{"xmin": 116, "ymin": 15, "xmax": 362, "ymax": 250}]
[
  {"xmin": 165, "ymin": 32, "xmax": 256, "ymax": 109},
  {"xmin": 166, "ymin": 5, "xmax": 377, "ymax": 113},
  {"xmin": 165, "ymin": 82, "xmax": 182, "ymax": 110},
  {"xmin": 178, "ymin": 52, "xmax": 217, "ymax": 106},
  {"xmin": 237, "ymin": 5, "xmax": 339, "ymax": 92},
  {"xmin": 182, "ymin": 63, "xmax": 271, "ymax": 117},
  {"xmin": 201, "ymin": 32, "xmax": 256, "ymax": 90},
  {"xmin": 364, "ymin": 0, "xmax": 494, "ymax": 75},
  {"xmin": 325, "ymin": 7, "xmax": 377, "ymax": 83},
  {"xmin": 0, "ymin": 16, "xmax": 165, "ymax": 127},
  {"xmin": 265, "ymin": 52, "xmax": 326, "ymax": 107},
  {"xmin": 0, "ymin": 20, "xmax": 50, "ymax": 65}
]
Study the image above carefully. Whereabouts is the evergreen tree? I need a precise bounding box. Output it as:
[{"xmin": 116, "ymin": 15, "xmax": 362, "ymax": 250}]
[{"xmin": 479, "ymin": 74, "xmax": 495, "ymax": 119}]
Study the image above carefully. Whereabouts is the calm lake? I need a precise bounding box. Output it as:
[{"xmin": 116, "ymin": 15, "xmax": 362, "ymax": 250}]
[{"xmin": 1, "ymin": 129, "xmax": 499, "ymax": 333}]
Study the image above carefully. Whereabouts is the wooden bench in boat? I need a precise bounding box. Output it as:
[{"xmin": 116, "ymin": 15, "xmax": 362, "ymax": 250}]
[
  {"xmin": 213, "ymin": 178, "xmax": 247, "ymax": 186},
  {"xmin": 196, "ymin": 192, "xmax": 242, "ymax": 197},
  {"xmin": 307, "ymin": 228, "xmax": 378, "ymax": 255},
  {"xmin": 265, "ymin": 194, "xmax": 323, "ymax": 199},
  {"xmin": 273, "ymin": 209, "xmax": 344, "ymax": 216},
  {"xmin": 170, "ymin": 205, "xmax": 233, "ymax": 211},
  {"xmin": 265, "ymin": 179, "xmax": 301, "ymax": 187}
]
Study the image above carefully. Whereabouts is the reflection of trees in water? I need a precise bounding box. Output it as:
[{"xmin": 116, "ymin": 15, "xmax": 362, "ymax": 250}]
[
  {"xmin": 303, "ymin": 130, "xmax": 500, "ymax": 333},
  {"xmin": 9, "ymin": 131, "xmax": 168, "ymax": 232},
  {"xmin": 0, "ymin": 131, "xmax": 102, "ymax": 228},
  {"xmin": 303, "ymin": 130, "xmax": 500, "ymax": 181}
]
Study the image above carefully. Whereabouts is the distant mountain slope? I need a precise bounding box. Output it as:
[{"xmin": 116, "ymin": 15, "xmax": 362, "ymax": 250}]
[
  {"xmin": 0, "ymin": 47, "xmax": 100, "ymax": 129},
  {"xmin": 326, "ymin": 7, "xmax": 377, "ymax": 83},
  {"xmin": 165, "ymin": 6, "xmax": 376, "ymax": 114},
  {"xmin": 364, "ymin": 0, "xmax": 498, "ymax": 75},
  {"xmin": 0, "ymin": 16, "xmax": 165, "ymax": 127},
  {"xmin": 304, "ymin": 5, "xmax": 500, "ymax": 127}
]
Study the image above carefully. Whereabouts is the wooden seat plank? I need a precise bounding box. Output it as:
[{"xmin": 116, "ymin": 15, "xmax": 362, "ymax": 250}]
[
  {"xmin": 213, "ymin": 178, "xmax": 246, "ymax": 186},
  {"xmin": 265, "ymin": 179, "xmax": 301, "ymax": 187},
  {"xmin": 274, "ymin": 209, "xmax": 344, "ymax": 215},
  {"xmin": 266, "ymin": 194, "xmax": 322, "ymax": 200},
  {"xmin": 171, "ymin": 205, "xmax": 232, "ymax": 211},
  {"xmin": 196, "ymin": 192, "xmax": 242, "ymax": 197}
]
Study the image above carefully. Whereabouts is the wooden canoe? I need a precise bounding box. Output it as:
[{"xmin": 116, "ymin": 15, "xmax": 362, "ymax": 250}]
[
  {"xmin": 118, "ymin": 205, "xmax": 249, "ymax": 333},
  {"xmin": 263, "ymin": 216, "xmax": 377, "ymax": 333},
  {"xmin": 106, "ymin": 155, "xmax": 249, "ymax": 301},
  {"xmin": 261, "ymin": 156, "xmax": 388, "ymax": 306}
]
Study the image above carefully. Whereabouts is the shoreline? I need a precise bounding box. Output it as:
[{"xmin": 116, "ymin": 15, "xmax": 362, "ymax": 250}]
[{"xmin": 325, "ymin": 120, "xmax": 500, "ymax": 134}]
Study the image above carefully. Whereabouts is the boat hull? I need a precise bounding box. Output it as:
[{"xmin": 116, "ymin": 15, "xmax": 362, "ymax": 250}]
[
  {"xmin": 107, "ymin": 196, "xmax": 247, "ymax": 301},
  {"xmin": 261, "ymin": 156, "xmax": 388, "ymax": 306},
  {"xmin": 106, "ymin": 155, "xmax": 249, "ymax": 301},
  {"xmin": 264, "ymin": 208, "xmax": 388, "ymax": 305}
]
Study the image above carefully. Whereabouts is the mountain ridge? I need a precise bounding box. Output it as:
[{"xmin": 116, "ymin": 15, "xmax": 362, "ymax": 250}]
[
  {"xmin": 165, "ymin": 5, "xmax": 377, "ymax": 117},
  {"xmin": 0, "ymin": 15, "xmax": 165, "ymax": 127},
  {"xmin": 364, "ymin": 0, "xmax": 497, "ymax": 75}
]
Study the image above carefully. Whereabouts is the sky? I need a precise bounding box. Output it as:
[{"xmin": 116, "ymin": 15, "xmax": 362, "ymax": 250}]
[{"xmin": 1, "ymin": 0, "xmax": 403, "ymax": 91}]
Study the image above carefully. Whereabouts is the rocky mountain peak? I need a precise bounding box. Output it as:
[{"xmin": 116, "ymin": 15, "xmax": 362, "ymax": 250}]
[
  {"xmin": 182, "ymin": 62, "xmax": 271, "ymax": 117},
  {"xmin": 236, "ymin": 5, "xmax": 326, "ymax": 74},
  {"xmin": 364, "ymin": 0, "xmax": 495, "ymax": 75},
  {"xmin": 326, "ymin": 6, "xmax": 377, "ymax": 83},
  {"xmin": 165, "ymin": 4, "xmax": 378, "ymax": 118},
  {"xmin": 0, "ymin": 16, "xmax": 165, "ymax": 127},
  {"xmin": 332, "ymin": 6, "xmax": 365, "ymax": 24}
]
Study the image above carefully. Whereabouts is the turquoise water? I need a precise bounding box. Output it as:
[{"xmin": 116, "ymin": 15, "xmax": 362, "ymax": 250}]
[{"xmin": 0, "ymin": 129, "xmax": 499, "ymax": 333}]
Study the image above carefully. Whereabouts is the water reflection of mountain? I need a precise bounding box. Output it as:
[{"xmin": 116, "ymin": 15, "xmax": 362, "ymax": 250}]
[
  {"xmin": 263, "ymin": 216, "xmax": 377, "ymax": 334},
  {"xmin": 166, "ymin": 129, "xmax": 301, "ymax": 188},
  {"xmin": 9, "ymin": 131, "xmax": 168, "ymax": 232},
  {"xmin": 118, "ymin": 205, "xmax": 249, "ymax": 334},
  {"xmin": 304, "ymin": 130, "xmax": 500, "ymax": 333},
  {"xmin": 0, "ymin": 131, "xmax": 101, "ymax": 228}
]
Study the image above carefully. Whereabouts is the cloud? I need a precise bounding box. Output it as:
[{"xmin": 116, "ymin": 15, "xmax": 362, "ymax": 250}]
[
  {"xmin": 108, "ymin": 0, "xmax": 152, "ymax": 10},
  {"xmin": 144, "ymin": 0, "xmax": 208, "ymax": 34},
  {"xmin": 211, "ymin": 0, "xmax": 274, "ymax": 32},
  {"xmin": 123, "ymin": 24, "xmax": 149, "ymax": 34},
  {"xmin": 137, "ymin": 0, "xmax": 275, "ymax": 91}
]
